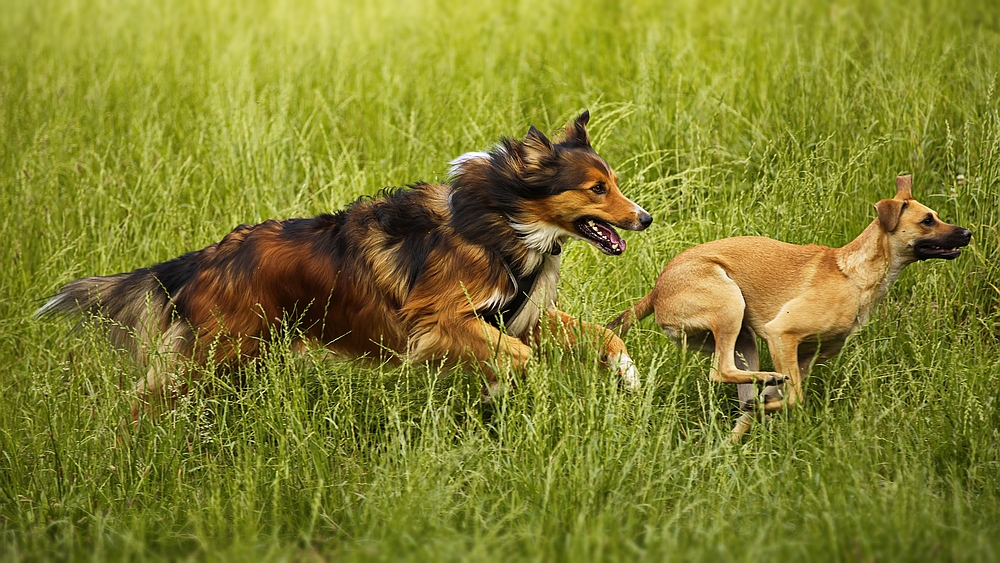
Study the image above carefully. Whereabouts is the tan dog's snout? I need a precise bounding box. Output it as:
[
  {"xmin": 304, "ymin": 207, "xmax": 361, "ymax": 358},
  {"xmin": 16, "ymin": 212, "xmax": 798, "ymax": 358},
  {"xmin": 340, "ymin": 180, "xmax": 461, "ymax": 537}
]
[
  {"xmin": 951, "ymin": 226, "xmax": 973, "ymax": 246},
  {"xmin": 913, "ymin": 224, "xmax": 972, "ymax": 261}
]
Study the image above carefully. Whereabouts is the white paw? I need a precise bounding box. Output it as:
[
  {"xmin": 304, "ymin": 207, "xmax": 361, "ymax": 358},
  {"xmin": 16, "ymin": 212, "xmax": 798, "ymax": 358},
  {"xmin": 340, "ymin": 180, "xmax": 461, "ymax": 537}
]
[
  {"xmin": 481, "ymin": 380, "xmax": 507, "ymax": 404},
  {"xmin": 609, "ymin": 352, "xmax": 640, "ymax": 391}
]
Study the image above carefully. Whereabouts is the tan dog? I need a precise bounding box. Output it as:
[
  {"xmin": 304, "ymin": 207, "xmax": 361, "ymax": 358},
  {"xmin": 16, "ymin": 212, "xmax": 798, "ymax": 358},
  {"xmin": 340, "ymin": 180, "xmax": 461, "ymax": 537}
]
[{"xmin": 609, "ymin": 175, "xmax": 971, "ymax": 438}]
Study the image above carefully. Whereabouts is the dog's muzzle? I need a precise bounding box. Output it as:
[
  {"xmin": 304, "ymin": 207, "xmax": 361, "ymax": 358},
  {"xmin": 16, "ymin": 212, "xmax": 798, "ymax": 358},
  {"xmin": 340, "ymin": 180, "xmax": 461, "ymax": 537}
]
[{"xmin": 914, "ymin": 227, "xmax": 972, "ymax": 260}]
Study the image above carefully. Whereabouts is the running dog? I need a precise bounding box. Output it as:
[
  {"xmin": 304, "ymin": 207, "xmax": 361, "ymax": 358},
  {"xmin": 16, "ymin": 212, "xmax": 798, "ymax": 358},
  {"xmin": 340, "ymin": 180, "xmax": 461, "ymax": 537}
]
[
  {"xmin": 38, "ymin": 111, "xmax": 652, "ymax": 414},
  {"xmin": 609, "ymin": 175, "xmax": 970, "ymax": 438}
]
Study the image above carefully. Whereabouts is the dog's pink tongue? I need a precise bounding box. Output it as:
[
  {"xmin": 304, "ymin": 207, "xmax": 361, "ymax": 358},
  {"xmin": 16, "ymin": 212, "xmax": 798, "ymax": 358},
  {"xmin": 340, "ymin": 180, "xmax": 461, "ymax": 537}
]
[{"xmin": 596, "ymin": 223, "xmax": 626, "ymax": 252}]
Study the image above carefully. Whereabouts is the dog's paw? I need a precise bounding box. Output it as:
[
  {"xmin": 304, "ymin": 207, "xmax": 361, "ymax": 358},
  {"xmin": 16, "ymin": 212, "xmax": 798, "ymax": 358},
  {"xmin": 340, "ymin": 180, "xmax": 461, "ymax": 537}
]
[
  {"xmin": 739, "ymin": 384, "xmax": 785, "ymax": 414},
  {"xmin": 761, "ymin": 384, "xmax": 783, "ymax": 404},
  {"xmin": 763, "ymin": 373, "xmax": 789, "ymax": 386},
  {"xmin": 608, "ymin": 352, "xmax": 640, "ymax": 391},
  {"xmin": 731, "ymin": 412, "xmax": 755, "ymax": 441},
  {"xmin": 481, "ymin": 380, "xmax": 507, "ymax": 404}
]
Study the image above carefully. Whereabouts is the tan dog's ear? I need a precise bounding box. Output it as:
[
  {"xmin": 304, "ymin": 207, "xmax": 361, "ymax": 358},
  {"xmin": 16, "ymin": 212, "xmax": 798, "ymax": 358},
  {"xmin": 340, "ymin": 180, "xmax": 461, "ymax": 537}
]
[
  {"xmin": 895, "ymin": 174, "xmax": 913, "ymax": 200},
  {"xmin": 874, "ymin": 198, "xmax": 906, "ymax": 232},
  {"xmin": 563, "ymin": 110, "xmax": 591, "ymax": 147},
  {"xmin": 523, "ymin": 125, "xmax": 554, "ymax": 165}
]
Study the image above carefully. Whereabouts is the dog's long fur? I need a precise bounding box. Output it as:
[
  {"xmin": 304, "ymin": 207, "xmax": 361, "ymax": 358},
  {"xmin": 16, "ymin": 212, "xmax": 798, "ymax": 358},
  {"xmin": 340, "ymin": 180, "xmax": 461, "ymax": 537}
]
[
  {"xmin": 38, "ymin": 111, "xmax": 652, "ymax": 412},
  {"xmin": 609, "ymin": 175, "xmax": 971, "ymax": 439}
]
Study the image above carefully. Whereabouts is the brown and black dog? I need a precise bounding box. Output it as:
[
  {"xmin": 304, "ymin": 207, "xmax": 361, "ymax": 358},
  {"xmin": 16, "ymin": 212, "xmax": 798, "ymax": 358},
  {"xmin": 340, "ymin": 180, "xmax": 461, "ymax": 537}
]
[
  {"xmin": 610, "ymin": 175, "xmax": 970, "ymax": 438},
  {"xmin": 39, "ymin": 111, "xmax": 652, "ymax": 414}
]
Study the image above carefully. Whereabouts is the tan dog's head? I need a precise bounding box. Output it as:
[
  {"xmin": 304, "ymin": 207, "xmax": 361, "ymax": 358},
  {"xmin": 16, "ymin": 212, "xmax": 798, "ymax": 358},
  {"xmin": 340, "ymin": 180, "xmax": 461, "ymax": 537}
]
[{"xmin": 874, "ymin": 174, "xmax": 972, "ymax": 261}]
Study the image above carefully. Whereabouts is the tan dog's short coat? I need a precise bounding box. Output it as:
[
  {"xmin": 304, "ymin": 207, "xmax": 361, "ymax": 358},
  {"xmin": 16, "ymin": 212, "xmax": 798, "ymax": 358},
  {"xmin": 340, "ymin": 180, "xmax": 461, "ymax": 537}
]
[{"xmin": 610, "ymin": 175, "xmax": 971, "ymax": 438}]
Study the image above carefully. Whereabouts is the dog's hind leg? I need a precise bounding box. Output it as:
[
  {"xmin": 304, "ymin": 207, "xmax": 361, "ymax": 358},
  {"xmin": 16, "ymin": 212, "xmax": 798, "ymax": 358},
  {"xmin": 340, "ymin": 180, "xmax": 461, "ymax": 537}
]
[
  {"xmin": 732, "ymin": 326, "xmax": 761, "ymax": 440},
  {"xmin": 733, "ymin": 325, "xmax": 760, "ymax": 405},
  {"xmin": 730, "ymin": 325, "xmax": 789, "ymax": 440},
  {"xmin": 655, "ymin": 265, "xmax": 785, "ymax": 386},
  {"xmin": 130, "ymin": 322, "xmax": 195, "ymax": 420},
  {"xmin": 706, "ymin": 288, "xmax": 787, "ymax": 386},
  {"xmin": 132, "ymin": 365, "xmax": 185, "ymax": 421}
]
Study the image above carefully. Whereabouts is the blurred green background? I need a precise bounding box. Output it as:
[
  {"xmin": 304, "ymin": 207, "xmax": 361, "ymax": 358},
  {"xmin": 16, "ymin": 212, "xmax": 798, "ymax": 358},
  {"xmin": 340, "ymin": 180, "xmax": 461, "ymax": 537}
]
[{"xmin": 2, "ymin": 0, "xmax": 998, "ymax": 559}]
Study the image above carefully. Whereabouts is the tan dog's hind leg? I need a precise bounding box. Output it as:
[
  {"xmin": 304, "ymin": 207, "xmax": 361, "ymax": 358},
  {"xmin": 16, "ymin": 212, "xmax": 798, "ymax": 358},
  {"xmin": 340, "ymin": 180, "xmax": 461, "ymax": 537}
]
[
  {"xmin": 704, "ymin": 278, "xmax": 787, "ymax": 386},
  {"xmin": 733, "ymin": 326, "xmax": 760, "ymax": 408},
  {"xmin": 731, "ymin": 326, "xmax": 761, "ymax": 440},
  {"xmin": 656, "ymin": 265, "xmax": 786, "ymax": 385}
]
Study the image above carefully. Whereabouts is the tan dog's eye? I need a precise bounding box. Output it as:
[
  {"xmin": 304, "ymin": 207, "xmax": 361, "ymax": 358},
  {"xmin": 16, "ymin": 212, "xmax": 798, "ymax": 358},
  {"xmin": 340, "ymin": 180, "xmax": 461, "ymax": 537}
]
[
  {"xmin": 591, "ymin": 182, "xmax": 607, "ymax": 195},
  {"xmin": 921, "ymin": 215, "xmax": 936, "ymax": 227}
]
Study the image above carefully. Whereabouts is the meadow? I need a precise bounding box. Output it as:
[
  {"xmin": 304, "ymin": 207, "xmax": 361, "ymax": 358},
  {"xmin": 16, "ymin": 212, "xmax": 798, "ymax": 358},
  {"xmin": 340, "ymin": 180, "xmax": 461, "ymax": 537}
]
[{"xmin": 2, "ymin": 0, "xmax": 999, "ymax": 559}]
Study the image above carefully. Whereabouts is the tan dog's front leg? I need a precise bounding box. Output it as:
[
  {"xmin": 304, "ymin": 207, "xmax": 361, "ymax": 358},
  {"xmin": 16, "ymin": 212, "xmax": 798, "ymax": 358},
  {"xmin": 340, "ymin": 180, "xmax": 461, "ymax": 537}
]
[
  {"xmin": 730, "ymin": 334, "xmax": 804, "ymax": 439},
  {"xmin": 541, "ymin": 309, "xmax": 640, "ymax": 390},
  {"xmin": 762, "ymin": 334, "xmax": 804, "ymax": 412}
]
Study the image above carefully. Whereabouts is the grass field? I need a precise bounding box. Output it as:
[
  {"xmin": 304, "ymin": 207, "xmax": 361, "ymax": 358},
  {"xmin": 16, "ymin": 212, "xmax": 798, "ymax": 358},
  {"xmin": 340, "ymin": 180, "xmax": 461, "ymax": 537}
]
[{"xmin": 3, "ymin": 0, "xmax": 1000, "ymax": 559}]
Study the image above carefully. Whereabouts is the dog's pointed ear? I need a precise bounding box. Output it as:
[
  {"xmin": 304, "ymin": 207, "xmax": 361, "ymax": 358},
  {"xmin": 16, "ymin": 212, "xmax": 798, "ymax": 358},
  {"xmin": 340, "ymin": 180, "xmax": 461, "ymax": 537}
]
[
  {"xmin": 895, "ymin": 174, "xmax": 913, "ymax": 200},
  {"xmin": 563, "ymin": 110, "xmax": 591, "ymax": 147},
  {"xmin": 874, "ymin": 198, "xmax": 905, "ymax": 232},
  {"xmin": 523, "ymin": 125, "xmax": 554, "ymax": 164}
]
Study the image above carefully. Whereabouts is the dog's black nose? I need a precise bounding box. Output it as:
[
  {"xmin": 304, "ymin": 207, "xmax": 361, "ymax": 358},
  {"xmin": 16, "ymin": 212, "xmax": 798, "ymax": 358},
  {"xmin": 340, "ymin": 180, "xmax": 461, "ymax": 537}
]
[
  {"xmin": 638, "ymin": 212, "xmax": 653, "ymax": 230},
  {"xmin": 959, "ymin": 228, "xmax": 972, "ymax": 240}
]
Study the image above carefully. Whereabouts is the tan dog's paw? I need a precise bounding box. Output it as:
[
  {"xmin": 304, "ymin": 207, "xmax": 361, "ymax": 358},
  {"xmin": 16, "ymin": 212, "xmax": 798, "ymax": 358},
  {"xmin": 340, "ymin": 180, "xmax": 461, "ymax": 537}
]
[
  {"xmin": 761, "ymin": 383, "xmax": 784, "ymax": 402},
  {"xmin": 731, "ymin": 412, "xmax": 755, "ymax": 441},
  {"xmin": 763, "ymin": 373, "xmax": 790, "ymax": 386},
  {"xmin": 760, "ymin": 383, "xmax": 787, "ymax": 412},
  {"xmin": 739, "ymin": 381, "xmax": 785, "ymax": 411}
]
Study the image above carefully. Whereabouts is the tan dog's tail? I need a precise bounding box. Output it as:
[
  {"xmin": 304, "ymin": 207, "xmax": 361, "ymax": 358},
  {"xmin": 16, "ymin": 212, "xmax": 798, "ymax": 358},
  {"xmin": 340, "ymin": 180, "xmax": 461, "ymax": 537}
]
[{"xmin": 608, "ymin": 289, "xmax": 657, "ymax": 337}]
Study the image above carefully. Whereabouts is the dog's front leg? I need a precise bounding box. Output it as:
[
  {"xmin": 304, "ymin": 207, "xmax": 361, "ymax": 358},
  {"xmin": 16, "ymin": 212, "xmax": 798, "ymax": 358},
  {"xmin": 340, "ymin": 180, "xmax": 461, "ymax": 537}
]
[
  {"xmin": 763, "ymin": 335, "xmax": 804, "ymax": 411},
  {"xmin": 540, "ymin": 309, "xmax": 640, "ymax": 390},
  {"xmin": 409, "ymin": 317, "xmax": 533, "ymax": 398}
]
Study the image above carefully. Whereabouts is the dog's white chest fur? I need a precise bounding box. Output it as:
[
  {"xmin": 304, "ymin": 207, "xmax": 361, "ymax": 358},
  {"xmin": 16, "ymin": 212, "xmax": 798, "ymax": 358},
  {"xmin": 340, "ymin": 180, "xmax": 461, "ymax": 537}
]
[{"xmin": 505, "ymin": 253, "xmax": 561, "ymax": 338}]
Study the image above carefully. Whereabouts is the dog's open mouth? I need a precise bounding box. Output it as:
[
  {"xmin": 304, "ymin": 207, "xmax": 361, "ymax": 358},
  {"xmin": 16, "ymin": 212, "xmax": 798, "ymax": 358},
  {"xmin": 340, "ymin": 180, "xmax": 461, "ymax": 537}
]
[
  {"xmin": 575, "ymin": 218, "xmax": 625, "ymax": 255},
  {"xmin": 914, "ymin": 240, "xmax": 964, "ymax": 260}
]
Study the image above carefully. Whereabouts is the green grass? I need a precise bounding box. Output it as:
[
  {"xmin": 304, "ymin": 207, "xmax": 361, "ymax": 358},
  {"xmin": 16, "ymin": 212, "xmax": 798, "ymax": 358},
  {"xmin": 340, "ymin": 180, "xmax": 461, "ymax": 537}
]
[{"xmin": 3, "ymin": 0, "xmax": 1000, "ymax": 559}]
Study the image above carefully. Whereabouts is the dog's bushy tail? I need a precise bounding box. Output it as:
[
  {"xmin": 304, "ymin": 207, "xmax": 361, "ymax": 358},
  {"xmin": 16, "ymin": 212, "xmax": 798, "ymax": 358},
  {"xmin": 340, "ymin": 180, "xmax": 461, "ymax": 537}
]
[
  {"xmin": 35, "ymin": 269, "xmax": 178, "ymax": 364},
  {"xmin": 607, "ymin": 289, "xmax": 657, "ymax": 337}
]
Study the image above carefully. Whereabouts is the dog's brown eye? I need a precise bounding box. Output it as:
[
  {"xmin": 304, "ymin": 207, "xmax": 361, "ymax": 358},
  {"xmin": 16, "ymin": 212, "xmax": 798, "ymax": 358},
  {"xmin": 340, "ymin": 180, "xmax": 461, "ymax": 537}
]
[
  {"xmin": 591, "ymin": 183, "xmax": 606, "ymax": 195},
  {"xmin": 922, "ymin": 215, "xmax": 936, "ymax": 227}
]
